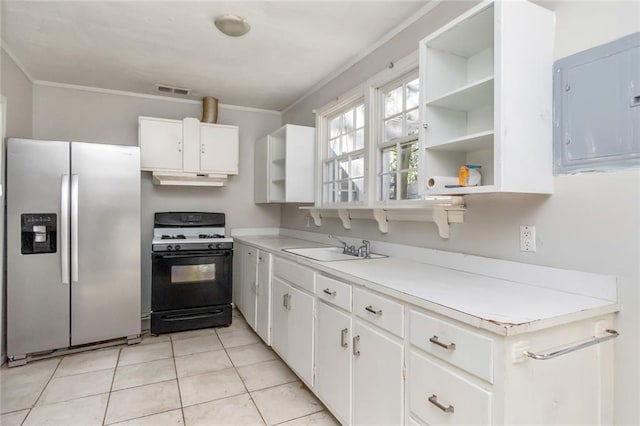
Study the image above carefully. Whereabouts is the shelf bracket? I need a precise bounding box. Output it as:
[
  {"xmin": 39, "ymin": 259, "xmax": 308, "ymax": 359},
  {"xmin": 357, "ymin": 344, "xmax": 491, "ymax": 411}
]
[
  {"xmin": 337, "ymin": 209, "xmax": 351, "ymax": 230},
  {"xmin": 432, "ymin": 207, "xmax": 451, "ymax": 239},
  {"xmin": 373, "ymin": 209, "xmax": 389, "ymax": 234},
  {"xmin": 308, "ymin": 209, "xmax": 322, "ymax": 227}
]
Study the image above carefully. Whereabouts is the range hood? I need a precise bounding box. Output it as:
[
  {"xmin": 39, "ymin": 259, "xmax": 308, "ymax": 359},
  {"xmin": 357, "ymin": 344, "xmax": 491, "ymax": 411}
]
[{"xmin": 152, "ymin": 172, "xmax": 228, "ymax": 187}]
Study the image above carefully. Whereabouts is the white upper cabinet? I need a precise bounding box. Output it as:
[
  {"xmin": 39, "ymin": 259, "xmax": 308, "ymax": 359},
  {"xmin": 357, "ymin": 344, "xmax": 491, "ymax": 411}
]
[
  {"xmin": 139, "ymin": 116, "xmax": 239, "ymax": 186},
  {"xmin": 139, "ymin": 117, "xmax": 183, "ymax": 171},
  {"xmin": 255, "ymin": 124, "xmax": 315, "ymax": 203},
  {"xmin": 419, "ymin": 0, "xmax": 555, "ymax": 195}
]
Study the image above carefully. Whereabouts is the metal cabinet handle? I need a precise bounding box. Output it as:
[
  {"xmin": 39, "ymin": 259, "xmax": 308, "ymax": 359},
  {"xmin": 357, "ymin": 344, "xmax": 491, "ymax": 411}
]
[
  {"xmin": 429, "ymin": 336, "xmax": 456, "ymax": 351},
  {"xmin": 323, "ymin": 288, "xmax": 336, "ymax": 296},
  {"xmin": 70, "ymin": 174, "xmax": 79, "ymax": 283},
  {"xmin": 353, "ymin": 335, "xmax": 360, "ymax": 356},
  {"xmin": 286, "ymin": 294, "xmax": 291, "ymax": 310},
  {"xmin": 524, "ymin": 329, "xmax": 619, "ymax": 360},
  {"xmin": 341, "ymin": 328, "xmax": 348, "ymax": 348},
  {"xmin": 177, "ymin": 141, "xmax": 182, "ymax": 152},
  {"xmin": 428, "ymin": 394, "xmax": 454, "ymax": 414},
  {"xmin": 365, "ymin": 305, "xmax": 382, "ymax": 316},
  {"xmin": 631, "ymin": 95, "xmax": 640, "ymax": 108},
  {"xmin": 283, "ymin": 293, "xmax": 287, "ymax": 308},
  {"xmin": 201, "ymin": 143, "xmax": 205, "ymax": 154}
]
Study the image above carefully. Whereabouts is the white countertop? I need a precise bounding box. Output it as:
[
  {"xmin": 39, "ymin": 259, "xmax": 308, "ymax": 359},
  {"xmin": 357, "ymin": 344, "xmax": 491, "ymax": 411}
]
[{"xmin": 234, "ymin": 234, "xmax": 619, "ymax": 336}]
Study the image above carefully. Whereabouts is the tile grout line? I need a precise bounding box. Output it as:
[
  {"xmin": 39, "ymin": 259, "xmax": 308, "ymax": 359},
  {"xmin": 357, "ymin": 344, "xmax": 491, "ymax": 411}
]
[
  {"xmin": 170, "ymin": 335, "xmax": 188, "ymax": 426},
  {"xmin": 101, "ymin": 347, "xmax": 122, "ymax": 426},
  {"xmin": 24, "ymin": 355, "xmax": 64, "ymax": 423},
  {"xmin": 217, "ymin": 321, "xmax": 270, "ymax": 426},
  {"xmin": 272, "ymin": 408, "xmax": 327, "ymax": 426}
]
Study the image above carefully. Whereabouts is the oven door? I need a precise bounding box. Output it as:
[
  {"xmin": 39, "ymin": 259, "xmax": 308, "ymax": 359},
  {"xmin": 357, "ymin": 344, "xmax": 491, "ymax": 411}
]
[{"xmin": 151, "ymin": 250, "xmax": 232, "ymax": 312}]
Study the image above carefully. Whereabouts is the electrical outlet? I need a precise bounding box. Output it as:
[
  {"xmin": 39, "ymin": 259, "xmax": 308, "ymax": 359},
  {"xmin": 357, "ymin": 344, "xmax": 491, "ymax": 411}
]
[{"xmin": 520, "ymin": 225, "xmax": 536, "ymax": 252}]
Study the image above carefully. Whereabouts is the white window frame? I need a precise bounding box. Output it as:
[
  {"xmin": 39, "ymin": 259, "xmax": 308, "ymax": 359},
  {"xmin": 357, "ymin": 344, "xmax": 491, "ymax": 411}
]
[
  {"xmin": 368, "ymin": 52, "xmax": 421, "ymax": 206},
  {"xmin": 315, "ymin": 88, "xmax": 369, "ymax": 207}
]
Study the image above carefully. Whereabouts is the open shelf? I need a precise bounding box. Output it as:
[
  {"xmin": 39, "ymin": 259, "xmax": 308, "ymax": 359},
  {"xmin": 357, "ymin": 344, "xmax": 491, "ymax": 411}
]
[
  {"xmin": 429, "ymin": 130, "xmax": 494, "ymax": 151},
  {"xmin": 426, "ymin": 76, "xmax": 493, "ymax": 112}
]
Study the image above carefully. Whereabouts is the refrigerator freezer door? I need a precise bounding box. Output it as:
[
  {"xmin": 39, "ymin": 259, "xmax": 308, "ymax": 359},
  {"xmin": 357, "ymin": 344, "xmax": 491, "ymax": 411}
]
[
  {"xmin": 7, "ymin": 138, "xmax": 71, "ymax": 357},
  {"xmin": 70, "ymin": 142, "xmax": 141, "ymax": 345}
]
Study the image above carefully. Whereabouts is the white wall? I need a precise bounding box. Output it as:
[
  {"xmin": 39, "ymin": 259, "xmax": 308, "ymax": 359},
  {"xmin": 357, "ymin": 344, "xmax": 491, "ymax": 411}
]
[
  {"xmin": 281, "ymin": 1, "xmax": 640, "ymax": 424},
  {"xmin": 32, "ymin": 84, "xmax": 283, "ymax": 315}
]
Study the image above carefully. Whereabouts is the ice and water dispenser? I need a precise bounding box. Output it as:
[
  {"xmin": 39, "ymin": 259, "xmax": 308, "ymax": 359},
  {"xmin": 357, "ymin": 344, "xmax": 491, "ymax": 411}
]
[{"xmin": 21, "ymin": 213, "xmax": 57, "ymax": 254}]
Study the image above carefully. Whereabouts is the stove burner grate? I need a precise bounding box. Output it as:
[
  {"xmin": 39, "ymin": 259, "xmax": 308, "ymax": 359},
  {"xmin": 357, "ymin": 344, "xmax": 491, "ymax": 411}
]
[
  {"xmin": 161, "ymin": 235, "xmax": 186, "ymax": 240},
  {"xmin": 199, "ymin": 234, "xmax": 225, "ymax": 239}
]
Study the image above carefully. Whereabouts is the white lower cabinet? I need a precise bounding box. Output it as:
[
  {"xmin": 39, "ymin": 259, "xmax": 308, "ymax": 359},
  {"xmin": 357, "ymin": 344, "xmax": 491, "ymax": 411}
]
[
  {"xmin": 352, "ymin": 320, "xmax": 404, "ymax": 426},
  {"xmin": 270, "ymin": 276, "xmax": 315, "ymax": 386},
  {"xmin": 315, "ymin": 302, "xmax": 352, "ymax": 425},
  {"xmin": 409, "ymin": 350, "xmax": 491, "ymax": 425},
  {"xmin": 255, "ymin": 251, "xmax": 271, "ymax": 344},
  {"xmin": 241, "ymin": 246, "xmax": 257, "ymax": 330}
]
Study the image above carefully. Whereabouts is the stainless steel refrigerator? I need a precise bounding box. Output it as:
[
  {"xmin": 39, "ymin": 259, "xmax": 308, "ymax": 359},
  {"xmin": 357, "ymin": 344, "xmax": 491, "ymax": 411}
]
[{"xmin": 6, "ymin": 138, "xmax": 141, "ymax": 365}]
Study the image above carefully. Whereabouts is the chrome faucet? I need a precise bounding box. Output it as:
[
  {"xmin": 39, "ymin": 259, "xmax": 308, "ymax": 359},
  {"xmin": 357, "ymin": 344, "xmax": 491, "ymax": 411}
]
[
  {"xmin": 328, "ymin": 235, "xmax": 358, "ymax": 256},
  {"xmin": 358, "ymin": 240, "xmax": 371, "ymax": 259}
]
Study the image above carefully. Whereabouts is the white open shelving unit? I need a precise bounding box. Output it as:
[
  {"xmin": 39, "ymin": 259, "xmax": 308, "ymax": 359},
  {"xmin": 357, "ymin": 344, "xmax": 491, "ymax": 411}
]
[{"xmin": 419, "ymin": 0, "xmax": 555, "ymax": 195}]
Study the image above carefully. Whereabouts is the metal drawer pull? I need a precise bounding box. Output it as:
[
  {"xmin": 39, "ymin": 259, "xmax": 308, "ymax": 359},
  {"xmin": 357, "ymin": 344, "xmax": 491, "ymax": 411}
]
[
  {"xmin": 428, "ymin": 394, "xmax": 454, "ymax": 414},
  {"xmin": 286, "ymin": 294, "xmax": 291, "ymax": 310},
  {"xmin": 524, "ymin": 329, "xmax": 619, "ymax": 360},
  {"xmin": 429, "ymin": 336, "xmax": 456, "ymax": 351},
  {"xmin": 341, "ymin": 328, "xmax": 348, "ymax": 348},
  {"xmin": 323, "ymin": 288, "xmax": 336, "ymax": 296},
  {"xmin": 353, "ymin": 335, "xmax": 360, "ymax": 356},
  {"xmin": 365, "ymin": 305, "xmax": 382, "ymax": 315},
  {"xmin": 283, "ymin": 294, "xmax": 287, "ymax": 308}
]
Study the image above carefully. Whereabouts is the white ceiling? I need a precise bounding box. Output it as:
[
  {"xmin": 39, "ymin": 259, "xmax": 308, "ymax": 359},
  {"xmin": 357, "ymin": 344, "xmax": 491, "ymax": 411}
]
[{"xmin": 2, "ymin": 1, "xmax": 429, "ymax": 111}]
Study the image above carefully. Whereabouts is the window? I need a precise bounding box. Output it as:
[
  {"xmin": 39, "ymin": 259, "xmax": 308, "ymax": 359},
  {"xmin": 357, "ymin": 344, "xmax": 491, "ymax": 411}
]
[
  {"xmin": 378, "ymin": 74, "xmax": 420, "ymax": 201},
  {"xmin": 322, "ymin": 101, "xmax": 366, "ymax": 204}
]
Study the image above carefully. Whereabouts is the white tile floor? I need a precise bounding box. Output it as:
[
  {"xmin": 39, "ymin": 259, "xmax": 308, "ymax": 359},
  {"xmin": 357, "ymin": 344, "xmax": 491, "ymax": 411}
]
[{"xmin": 0, "ymin": 310, "xmax": 339, "ymax": 426}]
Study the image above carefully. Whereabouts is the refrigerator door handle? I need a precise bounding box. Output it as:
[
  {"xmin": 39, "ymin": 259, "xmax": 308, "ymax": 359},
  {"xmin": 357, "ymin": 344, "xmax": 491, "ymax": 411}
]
[
  {"xmin": 71, "ymin": 174, "xmax": 79, "ymax": 283},
  {"xmin": 61, "ymin": 175, "xmax": 70, "ymax": 284}
]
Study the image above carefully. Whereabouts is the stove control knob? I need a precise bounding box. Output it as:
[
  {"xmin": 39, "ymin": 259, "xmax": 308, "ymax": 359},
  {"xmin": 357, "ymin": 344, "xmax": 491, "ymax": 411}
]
[
  {"xmin": 175, "ymin": 245, "xmax": 181, "ymax": 251},
  {"xmin": 208, "ymin": 243, "xmax": 215, "ymax": 250},
  {"xmin": 216, "ymin": 243, "xmax": 223, "ymax": 249},
  {"xmin": 167, "ymin": 245, "xmax": 173, "ymax": 251}
]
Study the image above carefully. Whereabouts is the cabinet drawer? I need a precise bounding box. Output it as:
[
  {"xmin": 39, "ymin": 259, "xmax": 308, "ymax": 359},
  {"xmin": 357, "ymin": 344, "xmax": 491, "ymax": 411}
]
[
  {"xmin": 409, "ymin": 351, "xmax": 491, "ymax": 426},
  {"xmin": 353, "ymin": 288, "xmax": 403, "ymax": 337},
  {"xmin": 409, "ymin": 310, "xmax": 493, "ymax": 383},
  {"xmin": 273, "ymin": 257, "xmax": 315, "ymax": 293},
  {"xmin": 316, "ymin": 275, "xmax": 352, "ymax": 312}
]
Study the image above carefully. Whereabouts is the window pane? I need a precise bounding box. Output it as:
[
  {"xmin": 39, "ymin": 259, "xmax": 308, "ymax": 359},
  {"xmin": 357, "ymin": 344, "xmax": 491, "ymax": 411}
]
[
  {"xmin": 381, "ymin": 173, "xmax": 396, "ymax": 201},
  {"xmin": 329, "ymin": 137, "xmax": 340, "ymax": 157},
  {"xmin": 324, "ymin": 162, "xmax": 335, "ymax": 182},
  {"xmin": 406, "ymin": 108, "xmax": 420, "ymax": 136},
  {"xmin": 352, "ymin": 178, "xmax": 364, "ymax": 202},
  {"xmin": 400, "ymin": 170, "xmax": 419, "ymax": 200},
  {"xmin": 385, "ymin": 86, "xmax": 403, "ymax": 118},
  {"xmin": 382, "ymin": 147, "xmax": 396, "ymax": 173},
  {"xmin": 342, "ymin": 110, "xmax": 354, "ymax": 133},
  {"xmin": 338, "ymin": 181, "xmax": 349, "ymax": 202},
  {"xmin": 400, "ymin": 142, "xmax": 419, "ymax": 171},
  {"xmin": 324, "ymin": 183, "xmax": 335, "ymax": 203},
  {"xmin": 354, "ymin": 129, "xmax": 364, "ymax": 150},
  {"xmin": 343, "ymin": 134, "xmax": 354, "ymax": 153},
  {"xmin": 384, "ymin": 116, "xmax": 402, "ymax": 142},
  {"xmin": 351, "ymin": 155, "xmax": 364, "ymax": 178},
  {"xmin": 330, "ymin": 116, "xmax": 341, "ymax": 139},
  {"xmin": 355, "ymin": 104, "xmax": 365, "ymax": 129},
  {"xmin": 338, "ymin": 159, "xmax": 349, "ymax": 179},
  {"xmin": 406, "ymin": 78, "xmax": 420, "ymax": 110}
]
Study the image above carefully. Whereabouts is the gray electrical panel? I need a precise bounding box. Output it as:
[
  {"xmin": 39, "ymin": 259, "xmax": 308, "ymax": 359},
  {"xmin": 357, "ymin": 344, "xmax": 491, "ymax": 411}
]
[{"xmin": 554, "ymin": 32, "xmax": 639, "ymax": 174}]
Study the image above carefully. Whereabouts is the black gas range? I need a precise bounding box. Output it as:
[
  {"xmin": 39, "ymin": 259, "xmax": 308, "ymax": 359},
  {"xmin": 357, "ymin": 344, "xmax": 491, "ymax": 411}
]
[{"xmin": 151, "ymin": 212, "xmax": 233, "ymax": 334}]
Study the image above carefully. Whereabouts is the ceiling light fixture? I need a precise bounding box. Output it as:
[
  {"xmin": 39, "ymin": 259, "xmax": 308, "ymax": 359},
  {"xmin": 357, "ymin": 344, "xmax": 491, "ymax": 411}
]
[{"xmin": 214, "ymin": 14, "xmax": 251, "ymax": 37}]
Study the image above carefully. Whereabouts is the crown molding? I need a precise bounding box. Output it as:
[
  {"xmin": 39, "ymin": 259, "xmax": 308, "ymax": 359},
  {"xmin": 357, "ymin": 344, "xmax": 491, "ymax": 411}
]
[
  {"xmin": 280, "ymin": 0, "xmax": 442, "ymax": 115},
  {"xmin": 1, "ymin": 42, "xmax": 35, "ymax": 82}
]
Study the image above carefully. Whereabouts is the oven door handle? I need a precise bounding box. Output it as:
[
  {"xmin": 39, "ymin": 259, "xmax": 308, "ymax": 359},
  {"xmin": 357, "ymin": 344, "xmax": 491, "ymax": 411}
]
[
  {"xmin": 161, "ymin": 311, "xmax": 225, "ymax": 321},
  {"xmin": 155, "ymin": 252, "xmax": 231, "ymax": 259}
]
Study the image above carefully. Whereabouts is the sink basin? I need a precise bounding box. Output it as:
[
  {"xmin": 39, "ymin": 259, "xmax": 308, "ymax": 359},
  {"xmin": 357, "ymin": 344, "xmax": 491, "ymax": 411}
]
[{"xmin": 282, "ymin": 247, "xmax": 386, "ymax": 262}]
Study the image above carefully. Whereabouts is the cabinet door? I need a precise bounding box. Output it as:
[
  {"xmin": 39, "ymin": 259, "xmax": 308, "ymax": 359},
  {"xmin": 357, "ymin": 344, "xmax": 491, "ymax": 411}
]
[
  {"xmin": 139, "ymin": 118, "xmax": 183, "ymax": 171},
  {"xmin": 256, "ymin": 251, "xmax": 271, "ymax": 344},
  {"xmin": 286, "ymin": 285, "xmax": 315, "ymax": 386},
  {"xmin": 232, "ymin": 243, "xmax": 245, "ymax": 312},
  {"xmin": 270, "ymin": 277, "xmax": 290, "ymax": 361},
  {"xmin": 254, "ymin": 136, "xmax": 269, "ymax": 203},
  {"xmin": 242, "ymin": 247, "xmax": 258, "ymax": 330},
  {"xmin": 316, "ymin": 302, "xmax": 352, "ymax": 424},
  {"xmin": 352, "ymin": 321, "xmax": 404, "ymax": 426},
  {"xmin": 200, "ymin": 124, "xmax": 239, "ymax": 174}
]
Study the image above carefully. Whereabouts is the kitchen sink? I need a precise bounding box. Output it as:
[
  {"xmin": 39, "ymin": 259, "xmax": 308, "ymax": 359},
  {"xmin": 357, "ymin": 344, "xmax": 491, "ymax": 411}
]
[{"xmin": 282, "ymin": 247, "xmax": 386, "ymax": 262}]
